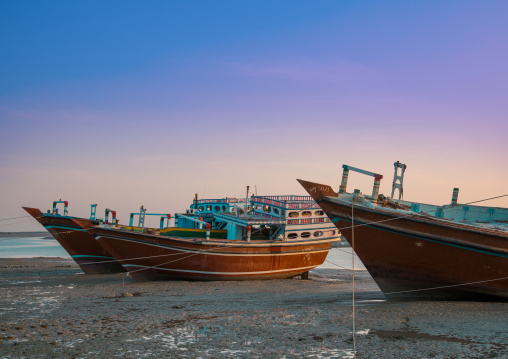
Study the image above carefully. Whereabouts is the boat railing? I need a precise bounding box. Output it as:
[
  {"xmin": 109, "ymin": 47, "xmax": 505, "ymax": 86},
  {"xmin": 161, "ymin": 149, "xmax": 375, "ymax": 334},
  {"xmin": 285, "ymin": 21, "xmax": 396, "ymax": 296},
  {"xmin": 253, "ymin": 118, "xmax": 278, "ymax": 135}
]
[
  {"xmin": 251, "ymin": 197, "xmax": 321, "ymax": 210},
  {"xmin": 287, "ymin": 218, "xmax": 331, "ymax": 225},
  {"xmin": 195, "ymin": 198, "xmax": 246, "ymax": 204},
  {"xmin": 256, "ymin": 213, "xmax": 280, "ymax": 220},
  {"xmin": 251, "ymin": 195, "xmax": 314, "ymax": 202},
  {"xmin": 129, "ymin": 212, "xmax": 171, "ymax": 229},
  {"xmin": 405, "ymin": 201, "xmax": 508, "ymax": 223}
]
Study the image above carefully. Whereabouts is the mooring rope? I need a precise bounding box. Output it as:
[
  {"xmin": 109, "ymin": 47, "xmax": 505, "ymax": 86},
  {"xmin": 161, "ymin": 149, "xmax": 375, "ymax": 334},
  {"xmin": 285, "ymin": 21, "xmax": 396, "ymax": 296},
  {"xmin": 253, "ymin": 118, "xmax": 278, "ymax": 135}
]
[
  {"xmin": 323, "ymin": 259, "xmax": 508, "ymax": 292},
  {"xmin": 351, "ymin": 200, "xmax": 357, "ymax": 358},
  {"xmin": 88, "ymin": 235, "xmax": 256, "ymax": 267},
  {"xmin": 325, "ymin": 258, "xmax": 360, "ymax": 271},
  {"xmin": 383, "ymin": 276, "xmax": 508, "ymax": 296},
  {"xmin": 68, "ymin": 227, "xmax": 265, "ymax": 267},
  {"xmin": 126, "ymin": 250, "xmax": 210, "ymax": 275},
  {"xmin": 335, "ymin": 191, "xmax": 508, "ymax": 357},
  {"xmin": 335, "ymin": 193, "xmax": 508, "ymax": 232},
  {"xmin": 7, "ymin": 192, "xmax": 508, "ymax": 292},
  {"xmin": 0, "ymin": 215, "xmax": 32, "ymax": 222},
  {"xmin": 120, "ymin": 227, "xmax": 281, "ymax": 275},
  {"xmin": 0, "ymin": 217, "xmax": 40, "ymax": 228}
]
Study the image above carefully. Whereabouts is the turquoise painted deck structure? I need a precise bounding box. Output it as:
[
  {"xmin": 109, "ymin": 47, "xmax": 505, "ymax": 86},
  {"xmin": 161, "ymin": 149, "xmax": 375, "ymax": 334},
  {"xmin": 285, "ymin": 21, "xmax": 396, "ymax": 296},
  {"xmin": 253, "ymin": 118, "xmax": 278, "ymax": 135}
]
[{"xmin": 189, "ymin": 195, "xmax": 341, "ymax": 242}]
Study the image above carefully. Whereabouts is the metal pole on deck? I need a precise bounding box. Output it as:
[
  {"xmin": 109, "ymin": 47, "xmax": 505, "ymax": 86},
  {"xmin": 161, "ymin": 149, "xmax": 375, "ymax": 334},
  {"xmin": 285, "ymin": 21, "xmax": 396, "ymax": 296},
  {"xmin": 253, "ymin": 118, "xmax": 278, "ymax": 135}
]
[
  {"xmin": 372, "ymin": 175, "xmax": 383, "ymax": 202},
  {"xmin": 246, "ymin": 186, "xmax": 250, "ymax": 216},
  {"xmin": 451, "ymin": 188, "xmax": 459, "ymax": 205},
  {"xmin": 138, "ymin": 206, "xmax": 146, "ymax": 233},
  {"xmin": 339, "ymin": 166, "xmax": 349, "ymax": 194},
  {"xmin": 90, "ymin": 204, "xmax": 97, "ymax": 220}
]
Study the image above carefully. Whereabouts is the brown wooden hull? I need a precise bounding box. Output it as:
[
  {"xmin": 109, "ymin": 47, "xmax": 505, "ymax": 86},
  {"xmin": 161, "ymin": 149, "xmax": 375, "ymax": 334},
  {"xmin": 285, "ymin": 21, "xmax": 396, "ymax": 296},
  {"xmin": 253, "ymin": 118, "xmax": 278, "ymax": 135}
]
[
  {"xmin": 22, "ymin": 207, "xmax": 126, "ymax": 274},
  {"xmin": 72, "ymin": 219, "xmax": 335, "ymax": 281},
  {"xmin": 298, "ymin": 180, "xmax": 508, "ymax": 300}
]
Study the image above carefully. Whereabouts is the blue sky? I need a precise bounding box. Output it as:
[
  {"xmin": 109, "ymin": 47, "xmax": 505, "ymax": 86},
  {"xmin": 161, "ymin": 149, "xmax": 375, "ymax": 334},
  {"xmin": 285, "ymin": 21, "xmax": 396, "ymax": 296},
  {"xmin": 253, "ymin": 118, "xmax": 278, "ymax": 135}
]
[{"xmin": 1, "ymin": 1, "xmax": 507, "ymax": 230}]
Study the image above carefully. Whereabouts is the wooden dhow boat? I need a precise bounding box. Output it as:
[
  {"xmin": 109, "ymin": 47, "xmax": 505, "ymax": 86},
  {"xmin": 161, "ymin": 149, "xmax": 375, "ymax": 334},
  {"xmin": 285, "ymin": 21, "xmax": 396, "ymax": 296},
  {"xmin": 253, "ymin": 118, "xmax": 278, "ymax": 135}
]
[
  {"xmin": 71, "ymin": 194, "xmax": 341, "ymax": 281},
  {"xmin": 298, "ymin": 162, "xmax": 508, "ymax": 300},
  {"xmin": 23, "ymin": 202, "xmax": 126, "ymax": 274}
]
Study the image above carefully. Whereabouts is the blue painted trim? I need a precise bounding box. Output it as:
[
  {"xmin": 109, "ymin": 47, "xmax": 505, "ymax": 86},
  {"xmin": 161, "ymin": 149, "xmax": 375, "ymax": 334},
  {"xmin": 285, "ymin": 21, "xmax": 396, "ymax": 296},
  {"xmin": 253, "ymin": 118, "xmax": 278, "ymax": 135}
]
[
  {"xmin": 71, "ymin": 255, "xmax": 115, "ymax": 259},
  {"xmin": 332, "ymin": 218, "xmax": 508, "ymax": 259},
  {"xmin": 44, "ymin": 225, "xmax": 87, "ymax": 232},
  {"xmin": 42, "ymin": 214, "xmax": 74, "ymax": 219}
]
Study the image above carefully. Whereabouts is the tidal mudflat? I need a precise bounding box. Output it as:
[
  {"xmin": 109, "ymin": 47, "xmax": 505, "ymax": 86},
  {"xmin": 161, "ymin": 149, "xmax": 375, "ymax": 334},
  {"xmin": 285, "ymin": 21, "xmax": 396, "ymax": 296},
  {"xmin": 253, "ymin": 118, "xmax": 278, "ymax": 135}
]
[{"xmin": 1, "ymin": 257, "xmax": 506, "ymax": 358}]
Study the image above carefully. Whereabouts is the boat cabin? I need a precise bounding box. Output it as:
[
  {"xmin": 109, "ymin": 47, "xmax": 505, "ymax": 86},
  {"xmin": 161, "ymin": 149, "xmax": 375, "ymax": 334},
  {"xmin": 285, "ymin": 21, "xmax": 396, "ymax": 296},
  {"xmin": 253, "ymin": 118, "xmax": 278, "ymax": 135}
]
[{"xmin": 185, "ymin": 195, "xmax": 341, "ymax": 242}]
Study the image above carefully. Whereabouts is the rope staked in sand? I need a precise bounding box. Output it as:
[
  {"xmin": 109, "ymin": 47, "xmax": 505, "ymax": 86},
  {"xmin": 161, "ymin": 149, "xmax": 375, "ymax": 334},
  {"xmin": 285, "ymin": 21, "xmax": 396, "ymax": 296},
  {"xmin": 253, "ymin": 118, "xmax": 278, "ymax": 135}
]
[
  {"xmin": 351, "ymin": 200, "xmax": 357, "ymax": 358},
  {"xmin": 126, "ymin": 252, "xmax": 209, "ymax": 275},
  {"xmin": 335, "ymin": 193, "xmax": 508, "ymax": 303},
  {"xmin": 384, "ymin": 276, "xmax": 508, "ymax": 296},
  {"xmin": 7, "ymin": 215, "xmax": 507, "ymax": 292},
  {"xmin": 325, "ymin": 259, "xmax": 356, "ymax": 271},
  {"xmin": 3, "ymin": 192, "xmax": 505, "ymax": 233},
  {"xmin": 324, "ymin": 259, "xmax": 508, "ymax": 295},
  {"xmin": 8, "ymin": 199, "xmax": 507, "ymax": 299}
]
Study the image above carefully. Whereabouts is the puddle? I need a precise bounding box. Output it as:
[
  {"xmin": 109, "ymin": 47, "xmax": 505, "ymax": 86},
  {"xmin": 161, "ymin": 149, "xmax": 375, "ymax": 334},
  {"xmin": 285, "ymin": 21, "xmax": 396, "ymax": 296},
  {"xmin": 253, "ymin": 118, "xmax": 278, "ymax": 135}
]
[
  {"xmin": 66, "ymin": 339, "xmax": 85, "ymax": 348},
  {"xmin": 356, "ymin": 329, "xmax": 370, "ymax": 335},
  {"xmin": 0, "ymin": 291, "xmax": 63, "ymax": 319},
  {"xmin": 369, "ymin": 329, "xmax": 507, "ymax": 349},
  {"xmin": 305, "ymin": 348, "xmax": 355, "ymax": 358},
  {"xmin": 7, "ymin": 280, "xmax": 42, "ymax": 285}
]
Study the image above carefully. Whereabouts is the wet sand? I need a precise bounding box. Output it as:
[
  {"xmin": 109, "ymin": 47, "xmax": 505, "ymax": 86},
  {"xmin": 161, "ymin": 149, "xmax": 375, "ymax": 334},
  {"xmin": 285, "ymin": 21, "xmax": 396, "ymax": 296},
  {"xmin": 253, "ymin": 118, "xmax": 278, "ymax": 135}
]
[{"xmin": 0, "ymin": 258, "xmax": 507, "ymax": 358}]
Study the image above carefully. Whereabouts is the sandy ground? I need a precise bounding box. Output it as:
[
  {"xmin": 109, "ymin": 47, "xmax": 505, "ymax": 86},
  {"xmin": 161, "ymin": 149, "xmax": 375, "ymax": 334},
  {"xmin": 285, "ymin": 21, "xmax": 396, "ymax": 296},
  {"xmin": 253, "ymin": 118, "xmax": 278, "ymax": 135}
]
[{"xmin": 0, "ymin": 258, "xmax": 507, "ymax": 359}]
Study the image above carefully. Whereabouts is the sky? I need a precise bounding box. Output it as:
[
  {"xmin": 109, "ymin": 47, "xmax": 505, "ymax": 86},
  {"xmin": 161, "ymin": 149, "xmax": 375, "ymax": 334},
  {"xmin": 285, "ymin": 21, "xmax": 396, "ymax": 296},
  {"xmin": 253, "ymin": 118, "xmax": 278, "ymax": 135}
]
[{"xmin": 1, "ymin": 1, "xmax": 507, "ymax": 231}]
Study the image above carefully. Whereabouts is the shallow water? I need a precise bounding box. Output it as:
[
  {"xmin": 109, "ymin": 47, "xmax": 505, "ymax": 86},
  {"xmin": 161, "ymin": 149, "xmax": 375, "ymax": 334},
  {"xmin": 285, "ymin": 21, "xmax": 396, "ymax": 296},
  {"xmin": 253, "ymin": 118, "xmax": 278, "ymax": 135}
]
[{"xmin": 0, "ymin": 236, "xmax": 70, "ymax": 258}]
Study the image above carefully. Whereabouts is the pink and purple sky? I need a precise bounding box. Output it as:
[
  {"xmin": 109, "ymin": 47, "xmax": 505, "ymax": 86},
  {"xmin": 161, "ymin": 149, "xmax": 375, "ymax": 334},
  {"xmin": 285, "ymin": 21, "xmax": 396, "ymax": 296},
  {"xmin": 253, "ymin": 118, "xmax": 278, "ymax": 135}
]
[{"xmin": 1, "ymin": 1, "xmax": 507, "ymax": 231}]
